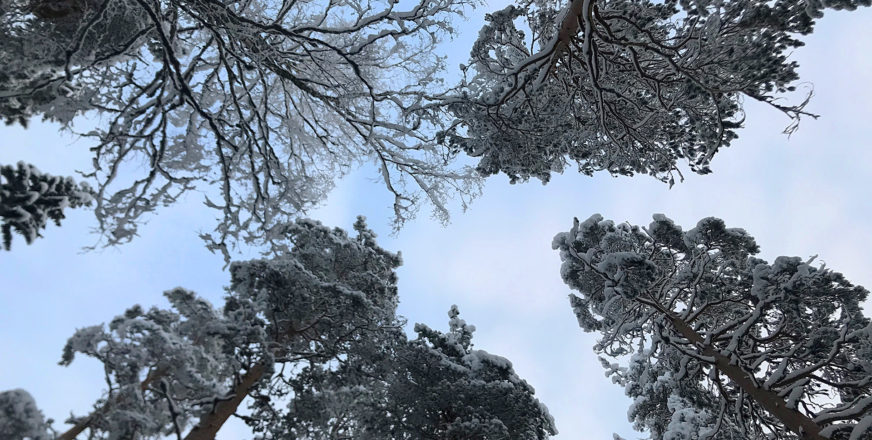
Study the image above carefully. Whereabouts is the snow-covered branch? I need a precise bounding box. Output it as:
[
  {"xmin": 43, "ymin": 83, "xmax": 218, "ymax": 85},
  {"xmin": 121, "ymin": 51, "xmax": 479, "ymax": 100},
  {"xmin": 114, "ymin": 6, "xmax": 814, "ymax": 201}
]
[
  {"xmin": 1, "ymin": 0, "xmax": 481, "ymax": 259},
  {"xmin": 445, "ymin": 0, "xmax": 869, "ymax": 185},
  {"xmin": 554, "ymin": 214, "xmax": 872, "ymax": 439}
]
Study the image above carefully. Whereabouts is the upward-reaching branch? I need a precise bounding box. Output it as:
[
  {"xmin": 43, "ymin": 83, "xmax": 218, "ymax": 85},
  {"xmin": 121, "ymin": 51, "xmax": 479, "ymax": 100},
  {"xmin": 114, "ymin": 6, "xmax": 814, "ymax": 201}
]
[
  {"xmin": 657, "ymin": 305, "xmax": 827, "ymax": 439},
  {"xmin": 57, "ymin": 367, "xmax": 166, "ymax": 440}
]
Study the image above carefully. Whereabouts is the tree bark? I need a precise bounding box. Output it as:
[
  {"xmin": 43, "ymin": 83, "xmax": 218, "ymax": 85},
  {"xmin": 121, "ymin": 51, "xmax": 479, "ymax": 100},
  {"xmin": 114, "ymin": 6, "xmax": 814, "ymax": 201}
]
[
  {"xmin": 663, "ymin": 312, "xmax": 827, "ymax": 439},
  {"xmin": 182, "ymin": 362, "xmax": 267, "ymax": 440},
  {"xmin": 56, "ymin": 408, "xmax": 99, "ymax": 440}
]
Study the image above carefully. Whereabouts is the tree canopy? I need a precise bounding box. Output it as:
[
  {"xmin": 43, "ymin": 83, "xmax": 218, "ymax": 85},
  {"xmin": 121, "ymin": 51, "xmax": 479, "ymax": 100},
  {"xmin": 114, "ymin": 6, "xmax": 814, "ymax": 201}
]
[
  {"xmin": 0, "ymin": 389, "xmax": 52, "ymax": 440},
  {"xmin": 444, "ymin": 0, "xmax": 870, "ymax": 185},
  {"xmin": 277, "ymin": 305, "xmax": 557, "ymax": 439},
  {"xmin": 1, "ymin": 0, "xmax": 480, "ymax": 259},
  {"xmin": 5, "ymin": 0, "xmax": 871, "ymax": 256},
  {"xmin": 553, "ymin": 214, "xmax": 872, "ymax": 439},
  {"xmin": 0, "ymin": 218, "xmax": 556, "ymax": 439}
]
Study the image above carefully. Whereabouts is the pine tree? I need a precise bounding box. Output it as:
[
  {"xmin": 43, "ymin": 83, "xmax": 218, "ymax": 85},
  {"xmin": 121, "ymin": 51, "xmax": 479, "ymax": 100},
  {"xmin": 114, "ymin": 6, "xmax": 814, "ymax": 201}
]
[
  {"xmin": 0, "ymin": 389, "xmax": 52, "ymax": 440},
  {"xmin": 280, "ymin": 305, "xmax": 557, "ymax": 439},
  {"xmin": 553, "ymin": 214, "xmax": 872, "ymax": 440},
  {"xmin": 2, "ymin": 217, "xmax": 555, "ymax": 439},
  {"xmin": 0, "ymin": 162, "xmax": 94, "ymax": 250}
]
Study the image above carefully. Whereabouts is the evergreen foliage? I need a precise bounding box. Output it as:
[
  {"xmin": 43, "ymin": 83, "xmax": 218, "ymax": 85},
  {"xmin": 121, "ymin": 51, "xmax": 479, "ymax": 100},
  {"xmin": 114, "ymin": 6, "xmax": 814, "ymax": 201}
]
[
  {"xmin": 0, "ymin": 389, "xmax": 52, "ymax": 440},
  {"xmin": 0, "ymin": 161, "xmax": 93, "ymax": 250},
  {"xmin": 281, "ymin": 305, "xmax": 557, "ymax": 439},
  {"xmin": 553, "ymin": 214, "xmax": 872, "ymax": 439}
]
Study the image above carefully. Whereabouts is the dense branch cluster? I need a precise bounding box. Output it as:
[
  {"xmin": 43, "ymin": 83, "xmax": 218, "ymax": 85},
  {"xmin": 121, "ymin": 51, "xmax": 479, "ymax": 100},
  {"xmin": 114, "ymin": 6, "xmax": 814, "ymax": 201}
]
[
  {"xmin": 50, "ymin": 217, "xmax": 404, "ymax": 439},
  {"xmin": 282, "ymin": 305, "xmax": 557, "ymax": 439},
  {"xmin": 0, "ymin": 218, "xmax": 555, "ymax": 439},
  {"xmin": 1, "ymin": 0, "xmax": 481, "ymax": 259},
  {"xmin": 0, "ymin": 161, "xmax": 94, "ymax": 250},
  {"xmin": 0, "ymin": 389, "xmax": 53, "ymax": 440},
  {"xmin": 444, "ymin": 0, "xmax": 869, "ymax": 185},
  {"xmin": 553, "ymin": 214, "xmax": 872, "ymax": 439}
]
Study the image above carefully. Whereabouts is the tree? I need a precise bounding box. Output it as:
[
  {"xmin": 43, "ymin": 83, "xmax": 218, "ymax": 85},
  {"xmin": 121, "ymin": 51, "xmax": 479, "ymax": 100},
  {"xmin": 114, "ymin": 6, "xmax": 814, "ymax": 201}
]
[
  {"xmin": 0, "ymin": 161, "xmax": 94, "ymax": 250},
  {"xmin": 2, "ymin": 217, "xmax": 555, "ymax": 439},
  {"xmin": 0, "ymin": 389, "xmax": 52, "ymax": 440},
  {"xmin": 552, "ymin": 214, "xmax": 872, "ymax": 439},
  {"xmin": 443, "ymin": 0, "xmax": 870, "ymax": 186},
  {"xmin": 0, "ymin": 0, "xmax": 480, "ymax": 259},
  {"xmin": 280, "ymin": 305, "xmax": 557, "ymax": 439}
]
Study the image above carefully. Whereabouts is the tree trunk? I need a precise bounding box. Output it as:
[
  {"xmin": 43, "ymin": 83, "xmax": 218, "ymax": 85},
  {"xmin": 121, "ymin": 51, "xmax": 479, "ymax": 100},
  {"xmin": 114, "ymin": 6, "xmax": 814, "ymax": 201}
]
[
  {"xmin": 56, "ymin": 409, "xmax": 99, "ymax": 440},
  {"xmin": 183, "ymin": 362, "xmax": 267, "ymax": 440},
  {"xmin": 542, "ymin": 0, "xmax": 592, "ymax": 79},
  {"xmin": 663, "ymin": 312, "xmax": 827, "ymax": 439}
]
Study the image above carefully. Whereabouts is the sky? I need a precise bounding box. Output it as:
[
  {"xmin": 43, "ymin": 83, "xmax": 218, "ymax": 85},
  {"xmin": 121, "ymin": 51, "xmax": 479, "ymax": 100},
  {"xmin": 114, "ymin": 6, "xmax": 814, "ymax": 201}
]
[{"xmin": 2, "ymin": 4, "xmax": 872, "ymax": 440}]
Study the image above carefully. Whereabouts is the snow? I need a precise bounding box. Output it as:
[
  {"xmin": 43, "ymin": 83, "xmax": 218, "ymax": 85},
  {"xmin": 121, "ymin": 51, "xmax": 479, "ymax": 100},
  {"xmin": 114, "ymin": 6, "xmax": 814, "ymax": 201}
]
[
  {"xmin": 849, "ymin": 415, "xmax": 872, "ymax": 440},
  {"xmin": 0, "ymin": 389, "xmax": 48, "ymax": 440}
]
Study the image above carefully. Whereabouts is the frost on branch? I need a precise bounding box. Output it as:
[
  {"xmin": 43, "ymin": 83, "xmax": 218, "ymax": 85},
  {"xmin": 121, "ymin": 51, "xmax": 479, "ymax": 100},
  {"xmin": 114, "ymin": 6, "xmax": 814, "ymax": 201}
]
[
  {"xmin": 281, "ymin": 306, "xmax": 557, "ymax": 439},
  {"xmin": 445, "ymin": 0, "xmax": 869, "ymax": 185},
  {"xmin": 1, "ymin": 0, "xmax": 481, "ymax": 260},
  {"xmin": 0, "ymin": 389, "xmax": 52, "ymax": 440},
  {"xmin": 0, "ymin": 162, "xmax": 94, "ymax": 250},
  {"xmin": 51, "ymin": 217, "xmax": 400, "ymax": 439},
  {"xmin": 402, "ymin": 306, "xmax": 557, "ymax": 438},
  {"xmin": 553, "ymin": 214, "xmax": 872, "ymax": 439},
  {"xmin": 56, "ymin": 288, "xmax": 251, "ymax": 440},
  {"xmin": 15, "ymin": 218, "xmax": 555, "ymax": 439}
]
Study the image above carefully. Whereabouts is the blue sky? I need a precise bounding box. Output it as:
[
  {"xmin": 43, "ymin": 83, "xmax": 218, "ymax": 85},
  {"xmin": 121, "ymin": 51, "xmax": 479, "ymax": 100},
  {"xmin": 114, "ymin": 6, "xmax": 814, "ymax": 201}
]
[{"xmin": 2, "ymin": 4, "xmax": 871, "ymax": 439}]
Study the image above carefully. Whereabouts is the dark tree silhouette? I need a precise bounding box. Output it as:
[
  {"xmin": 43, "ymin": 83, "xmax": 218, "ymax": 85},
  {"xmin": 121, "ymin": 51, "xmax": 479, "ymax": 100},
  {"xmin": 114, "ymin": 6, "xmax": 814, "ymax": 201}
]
[{"xmin": 0, "ymin": 162, "xmax": 93, "ymax": 250}]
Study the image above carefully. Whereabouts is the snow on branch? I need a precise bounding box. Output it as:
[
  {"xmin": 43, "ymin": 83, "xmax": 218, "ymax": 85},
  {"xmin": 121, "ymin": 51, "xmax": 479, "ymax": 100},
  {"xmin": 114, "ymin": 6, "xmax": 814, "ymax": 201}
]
[
  {"xmin": 2, "ymin": 218, "xmax": 556, "ymax": 439},
  {"xmin": 446, "ymin": 0, "xmax": 869, "ymax": 185},
  {"xmin": 554, "ymin": 213, "xmax": 872, "ymax": 439},
  {"xmin": 1, "ymin": 0, "xmax": 481, "ymax": 260},
  {"xmin": 0, "ymin": 161, "xmax": 94, "ymax": 250}
]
